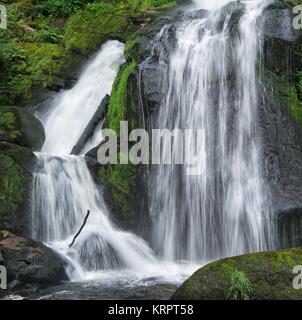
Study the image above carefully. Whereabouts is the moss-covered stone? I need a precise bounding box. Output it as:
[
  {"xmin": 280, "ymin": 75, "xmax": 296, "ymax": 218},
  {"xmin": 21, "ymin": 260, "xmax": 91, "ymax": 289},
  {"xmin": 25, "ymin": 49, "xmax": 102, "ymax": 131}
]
[
  {"xmin": 0, "ymin": 141, "xmax": 36, "ymax": 236},
  {"xmin": 0, "ymin": 153, "xmax": 24, "ymax": 217},
  {"xmin": 64, "ymin": 3, "xmax": 135, "ymax": 55},
  {"xmin": 172, "ymin": 248, "xmax": 302, "ymax": 300},
  {"xmin": 99, "ymin": 152, "xmax": 137, "ymax": 223},
  {"xmin": 0, "ymin": 106, "xmax": 45, "ymax": 150}
]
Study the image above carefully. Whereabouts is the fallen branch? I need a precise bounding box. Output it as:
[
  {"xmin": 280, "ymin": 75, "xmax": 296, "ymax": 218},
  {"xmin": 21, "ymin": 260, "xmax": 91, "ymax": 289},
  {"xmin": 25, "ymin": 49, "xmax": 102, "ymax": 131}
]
[{"xmin": 69, "ymin": 210, "xmax": 91, "ymax": 248}]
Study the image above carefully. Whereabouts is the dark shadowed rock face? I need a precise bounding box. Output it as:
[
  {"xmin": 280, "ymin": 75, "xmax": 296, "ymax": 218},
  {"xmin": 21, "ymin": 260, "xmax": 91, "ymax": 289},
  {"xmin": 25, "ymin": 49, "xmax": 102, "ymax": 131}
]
[
  {"xmin": 0, "ymin": 230, "xmax": 67, "ymax": 286},
  {"xmin": 172, "ymin": 248, "xmax": 302, "ymax": 300},
  {"xmin": 259, "ymin": 1, "xmax": 302, "ymax": 246}
]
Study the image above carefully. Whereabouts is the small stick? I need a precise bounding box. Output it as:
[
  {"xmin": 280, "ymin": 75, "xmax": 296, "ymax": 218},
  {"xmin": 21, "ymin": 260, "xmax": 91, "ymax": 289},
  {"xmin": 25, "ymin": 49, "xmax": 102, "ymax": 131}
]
[{"xmin": 69, "ymin": 210, "xmax": 91, "ymax": 248}]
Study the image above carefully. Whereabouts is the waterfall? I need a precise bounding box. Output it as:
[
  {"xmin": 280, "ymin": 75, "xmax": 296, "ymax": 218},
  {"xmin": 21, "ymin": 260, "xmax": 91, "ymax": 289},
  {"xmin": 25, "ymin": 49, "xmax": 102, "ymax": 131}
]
[
  {"xmin": 31, "ymin": 1, "xmax": 276, "ymax": 285},
  {"xmin": 150, "ymin": 0, "xmax": 274, "ymax": 262},
  {"xmin": 31, "ymin": 41, "xmax": 157, "ymax": 281}
]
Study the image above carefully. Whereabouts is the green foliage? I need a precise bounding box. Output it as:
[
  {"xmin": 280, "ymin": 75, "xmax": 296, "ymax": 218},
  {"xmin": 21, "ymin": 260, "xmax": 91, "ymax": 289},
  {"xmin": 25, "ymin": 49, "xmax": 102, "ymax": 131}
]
[
  {"xmin": 34, "ymin": 26, "xmax": 63, "ymax": 44},
  {"xmin": 0, "ymin": 41, "xmax": 72, "ymax": 104},
  {"xmin": 228, "ymin": 270, "xmax": 253, "ymax": 300},
  {"xmin": 33, "ymin": 0, "xmax": 96, "ymax": 17},
  {"xmin": 146, "ymin": 0, "xmax": 176, "ymax": 8},
  {"xmin": 64, "ymin": 3, "xmax": 133, "ymax": 54},
  {"xmin": 0, "ymin": 154, "xmax": 23, "ymax": 216},
  {"xmin": 0, "ymin": 0, "xmax": 175, "ymax": 105}
]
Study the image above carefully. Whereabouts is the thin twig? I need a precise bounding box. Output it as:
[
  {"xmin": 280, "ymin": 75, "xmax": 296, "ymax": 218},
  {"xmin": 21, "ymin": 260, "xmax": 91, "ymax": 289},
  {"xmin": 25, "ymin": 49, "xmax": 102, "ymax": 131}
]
[{"xmin": 69, "ymin": 210, "xmax": 91, "ymax": 248}]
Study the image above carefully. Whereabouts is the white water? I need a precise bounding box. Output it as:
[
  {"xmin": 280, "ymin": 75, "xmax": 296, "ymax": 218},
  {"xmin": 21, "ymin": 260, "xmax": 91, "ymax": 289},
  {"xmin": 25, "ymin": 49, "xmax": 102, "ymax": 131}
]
[
  {"xmin": 32, "ymin": 40, "xmax": 198, "ymax": 283},
  {"xmin": 151, "ymin": 0, "xmax": 274, "ymax": 262},
  {"xmin": 41, "ymin": 41, "xmax": 125, "ymax": 155}
]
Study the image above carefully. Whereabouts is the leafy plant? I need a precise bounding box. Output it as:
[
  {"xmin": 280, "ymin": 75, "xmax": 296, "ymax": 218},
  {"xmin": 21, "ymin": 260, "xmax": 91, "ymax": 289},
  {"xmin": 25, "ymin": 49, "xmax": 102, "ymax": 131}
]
[{"xmin": 228, "ymin": 270, "xmax": 254, "ymax": 300}]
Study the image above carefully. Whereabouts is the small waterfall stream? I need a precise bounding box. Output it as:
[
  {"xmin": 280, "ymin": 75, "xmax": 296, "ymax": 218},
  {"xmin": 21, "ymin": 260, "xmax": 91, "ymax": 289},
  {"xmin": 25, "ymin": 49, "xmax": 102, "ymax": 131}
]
[{"xmin": 31, "ymin": 41, "xmax": 158, "ymax": 281}]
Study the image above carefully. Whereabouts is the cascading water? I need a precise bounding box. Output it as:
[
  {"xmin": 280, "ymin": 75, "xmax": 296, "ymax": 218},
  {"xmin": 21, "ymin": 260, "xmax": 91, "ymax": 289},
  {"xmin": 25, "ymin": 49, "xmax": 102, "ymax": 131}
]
[
  {"xmin": 31, "ymin": 41, "xmax": 157, "ymax": 281},
  {"xmin": 150, "ymin": 0, "xmax": 274, "ymax": 262},
  {"xmin": 31, "ymin": 0, "xmax": 276, "ymax": 291}
]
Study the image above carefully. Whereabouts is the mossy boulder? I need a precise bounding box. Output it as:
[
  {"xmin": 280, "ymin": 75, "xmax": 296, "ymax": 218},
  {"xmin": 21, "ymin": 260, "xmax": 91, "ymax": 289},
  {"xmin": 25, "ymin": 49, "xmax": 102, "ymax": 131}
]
[
  {"xmin": 0, "ymin": 106, "xmax": 45, "ymax": 150},
  {"xmin": 172, "ymin": 248, "xmax": 302, "ymax": 300},
  {"xmin": 0, "ymin": 143, "xmax": 36, "ymax": 236}
]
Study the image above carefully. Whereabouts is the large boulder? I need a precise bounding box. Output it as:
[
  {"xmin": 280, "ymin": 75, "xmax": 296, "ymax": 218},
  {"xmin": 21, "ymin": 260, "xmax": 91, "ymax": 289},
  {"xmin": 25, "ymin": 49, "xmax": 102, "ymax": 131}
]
[
  {"xmin": 0, "ymin": 106, "xmax": 45, "ymax": 151},
  {"xmin": 0, "ymin": 230, "xmax": 67, "ymax": 286},
  {"xmin": 172, "ymin": 248, "xmax": 302, "ymax": 300}
]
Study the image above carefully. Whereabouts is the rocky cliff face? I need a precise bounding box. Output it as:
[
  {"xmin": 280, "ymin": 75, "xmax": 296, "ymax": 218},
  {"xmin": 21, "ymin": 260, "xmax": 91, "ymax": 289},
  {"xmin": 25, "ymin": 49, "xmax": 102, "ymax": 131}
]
[{"xmin": 260, "ymin": 1, "xmax": 302, "ymax": 248}]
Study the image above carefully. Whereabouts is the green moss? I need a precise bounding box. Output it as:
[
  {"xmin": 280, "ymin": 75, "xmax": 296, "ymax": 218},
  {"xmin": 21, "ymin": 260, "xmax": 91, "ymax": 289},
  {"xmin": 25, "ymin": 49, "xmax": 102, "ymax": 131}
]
[
  {"xmin": 298, "ymin": 71, "xmax": 302, "ymax": 98},
  {"xmin": 0, "ymin": 154, "xmax": 24, "ymax": 216},
  {"xmin": 99, "ymin": 157, "xmax": 135, "ymax": 194},
  {"xmin": 271, "ymin": 250, "xmax": 296, "ymax": 272},
  {"xmin": 64, "ymin": 4, "xmax": 134, "ymax": 55},
  {"xmin": 124, "ymin": 35, "xmax": 140, "ymax": 61},
  {"xmin": 173, "ymin": 248, "xmax": 302, "ymax": 300},
  {"xmin": 107, "ymin": 60, "xmax": 137, "ymax": 134},
  {"xmin": 282, "ymin": 0, "xmax": 302, "ymax": 6},
  {"xmin": 263, "ymin": 69, "xmax": 302, "ymax": 124},
  {"xmin": 137, "ymin": 0, "xmax": 176, "ymax": 10},
  {"xmin": 0, "ymin": 40, "xmax": 75, "ymax": 105},
  {"xmin": 286, "ymin": 87, "xmax": 302, "ymax": 123},
  {"xmin": 0, "ymin": 112, "xmax": 21, "ymax": 141},
  {"xmin": 99, "ymin": 154, "xmax": 136, "ymax": 220}
]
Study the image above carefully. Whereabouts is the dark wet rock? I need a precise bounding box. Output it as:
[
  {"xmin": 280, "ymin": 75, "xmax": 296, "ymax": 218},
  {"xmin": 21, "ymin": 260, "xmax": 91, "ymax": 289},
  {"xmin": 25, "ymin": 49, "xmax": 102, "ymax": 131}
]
[
  {"xmin": 0, "ymin": 106, "xmax": 45, "ymax": 151},
  {"xmin": 258, "ymin": 2, "xmax": 302, "ymax": 244},
  {"xmin": 185, "ymin": 9, "xmax": 208, "ymax": 20},
  {"xmin": 71, "ymin": 95, "xmax": 109, "ymax": 155},
  {"xmin": 0, "ymin": 230, "xmax": 67, "ymax": 286},
  {"xmin": 172, "ymin": 248, "xmax": 302, "ymax": 300},
  {"xmin": 277, "ymin": 208, "xmax": 302, "ymax": 248},
  {"xmin": 263, "ymin": 3, "xmax": 300, "ymax": 42}
]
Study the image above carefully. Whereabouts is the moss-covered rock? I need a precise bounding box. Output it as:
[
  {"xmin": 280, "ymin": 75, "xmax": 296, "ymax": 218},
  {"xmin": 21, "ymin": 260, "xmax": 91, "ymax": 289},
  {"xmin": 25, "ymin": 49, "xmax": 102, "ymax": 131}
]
[
  {"xmin": 64, "ymin": 3, "xmax": 135, "ymax": 55},
  {"xmin": 0, "ymin": 106, "xmax": 45, "ymax": 150},
  {"xmin": 0, "ymin": 153, "xmax": 24, "ymax": 218},
  {"xmin": 0, "ymin": 106, "xmax": 41, "ymax": 236},
  {"xmin": 0, "ymin": 142, "xmax": 36, "ymax": 236},
  {"xmin": 172, "ymin": 248, "xmax": 302, "ymax": 300}
]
